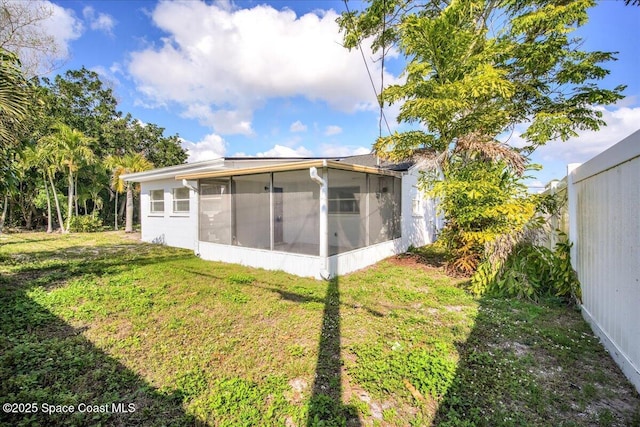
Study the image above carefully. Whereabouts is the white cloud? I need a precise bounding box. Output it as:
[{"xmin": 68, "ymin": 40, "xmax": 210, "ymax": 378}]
[
  {"xmin": 181, "ymin": 105, "xmax": 254, "ymax": 135},
  {"xmin": 498, "ymin": 105, "xmax": 640, "ymax": 183},
  {"xmin": 1, "ymin": 1, "xmax": 83, "ymax": 76},
  {"xmin": 256, "ymin": 144, "xmax": 313, "ymax": 157},
  {"xmin": 319, "ymin": 144, "xmax": 371, "ymax": 157},
  {"xmin": 290, "ymin": 121, "xmax": 307, "ymax": 133},
  {"xmin": 45, "ymin": 2, "xmax": 84, "ymax": 54},
  {"xmin": 513, "ymin": 106, "xmax": 640, "ymax": 164},
  {"xmin": 181, "ymin": 133, "xmax": 227, "ymax": 162},
  {"xmin": 128, "ymin": 2, "xmax": 399, "ymax": 134},
  {"xmin": 324, "ymin": 125, "xmax": 343, "ymax": 136},
  {"xmin": 83, "ymin": 6, "xmax": 116, "ymax": 35}
]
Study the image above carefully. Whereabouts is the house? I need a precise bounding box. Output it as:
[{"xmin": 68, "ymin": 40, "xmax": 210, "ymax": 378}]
[{"xmin": 121, "ymin": 154, "xmax": 442, "ymax": 279}]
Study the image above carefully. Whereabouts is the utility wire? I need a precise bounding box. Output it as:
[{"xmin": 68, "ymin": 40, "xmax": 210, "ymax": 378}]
[
  {"xmin": 379, "ymin": 0, "xmax": 387, "ymax": 139},
  {"xmin": 343, "ymin": 0, "xmax": 392, "ymax": 137}
]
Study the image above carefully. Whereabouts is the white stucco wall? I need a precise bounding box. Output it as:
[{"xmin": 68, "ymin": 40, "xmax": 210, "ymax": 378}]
[
  {"xmin": 328, "ymin": 238, "xmax": 404, "ymax": 277},
  {"xmin": 198, "ymin": 241, "xmax": 324, "ymax": 278},
  {"xmin": 401, "ymin": 167, "xmax": 441, "ymax": 249},
  {"xmin": 199, "ymin": 238, "xmax": 403, "ymax": 280},
  {"xmin": 139, "ymin": 179, "xmax": 198, "ymax": 250}
]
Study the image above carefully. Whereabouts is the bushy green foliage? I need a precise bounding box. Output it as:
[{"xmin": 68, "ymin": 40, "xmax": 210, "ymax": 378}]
[
  {"xmin": 341, "ymin": 0, "xmax": 624, "ymax": 158},
  {"xmin": 472, "ymin": 236, "xmax": 581, "ymax": 303},
  {"xmin": 68, "ymin": 213, "xmax": 103, "ymax": 232},
  {"xmin": 426, "ymin": 160, "xmax": 536, "ymax": 275}
]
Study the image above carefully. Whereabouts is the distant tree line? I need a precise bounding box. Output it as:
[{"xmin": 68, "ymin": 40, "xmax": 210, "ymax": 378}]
[{"xmin": 0, "ymin": 61, "xmax": 186, "ymax": 233}]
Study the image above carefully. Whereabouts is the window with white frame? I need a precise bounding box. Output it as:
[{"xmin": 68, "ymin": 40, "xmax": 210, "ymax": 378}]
[
  {"xmin": 172, "ymin": 187, "xmax": 190, "ymax": 213},
  {"xmin": 412, "ymin": 197, "xmax": 423, "ymax": 217},
  {"xmin": 150, "ymin": 189, "xmax": 164, "ymax": 213},
  {"xmin": 328, "ymin": 186, "xmax": 360, "ymax": 214}
]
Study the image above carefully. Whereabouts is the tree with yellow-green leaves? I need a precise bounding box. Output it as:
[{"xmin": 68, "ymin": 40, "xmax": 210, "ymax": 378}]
[
  {"xmin": 105, "ymin": 153, "xmax": 153, "ymax": 233},
  {"xmin": 340, "ymin": 0, "xmax": 624, "ymax": 290}
]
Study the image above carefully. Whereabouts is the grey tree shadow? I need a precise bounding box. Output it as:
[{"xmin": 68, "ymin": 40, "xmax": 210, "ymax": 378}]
[{"xmin": 0, "ymin": 246, "xmax": 201, "ymax": 426}]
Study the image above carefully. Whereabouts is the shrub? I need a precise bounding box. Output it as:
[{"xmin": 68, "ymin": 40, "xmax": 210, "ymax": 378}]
[
  {"xmin": 68, "ymin": 214, "xmax": 103, "ymax": 233},
  {"xmin": 425, "ymin": 160, "xmax": 536, "ymax": 276},
  {"xmin": 471, "ymin": 236, "xmax": 581, "ymax": 303}
]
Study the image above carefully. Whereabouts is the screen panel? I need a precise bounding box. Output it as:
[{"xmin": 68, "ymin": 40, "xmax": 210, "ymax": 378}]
[{"xmin": 199, "ymin": 179, "xmax": 231, "ymax": 244}]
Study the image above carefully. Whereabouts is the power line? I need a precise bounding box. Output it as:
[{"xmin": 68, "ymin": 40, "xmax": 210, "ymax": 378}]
[{"xmin": 342, "ymin": 0, "xmax": 392, "ymax": 138}]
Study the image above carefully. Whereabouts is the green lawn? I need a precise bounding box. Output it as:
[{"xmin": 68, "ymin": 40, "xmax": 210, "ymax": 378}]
[{"xmin": 1, "ymin": 232, "xmax": 638, "ymax": 426}]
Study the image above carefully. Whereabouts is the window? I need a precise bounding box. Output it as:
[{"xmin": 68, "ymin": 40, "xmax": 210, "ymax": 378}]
[
  {"xmin": 412, "ymin": 197, "xmax": 423, "ymax": 217},
  {"xmin": 329, "ymin": 187, "xmax": 360, "ymax": 214},
  {"xmin": 150, "ymin": 190, "xmax": 164, "ymax": 213},
  {"xmin": 172, "ymin": 187, "xmax": 190, "ymax": 213}
]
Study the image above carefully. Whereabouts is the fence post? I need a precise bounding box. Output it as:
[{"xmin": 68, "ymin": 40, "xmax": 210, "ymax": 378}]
[{"xmin": 566, "ymin": 163, "xmax": 581, "ymax": 272}]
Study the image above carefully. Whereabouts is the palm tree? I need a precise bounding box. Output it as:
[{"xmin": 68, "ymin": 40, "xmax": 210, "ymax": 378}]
[
  {"xmin": 0, "ymin": 49, "xmax": 30, "ymax": 224},
  {"xmin": 0, "ymin": 49, "xmax": 29, "ymax": 150},
  {"xmin": 40, "ymin": 123, "xmax": 95, "ymax": 232},
  {"xmin": 105, "ymin": 153, "xmax": 153, "ymax": 233},
  {"xmin": 23, "ymin": 145, "xmax": 52, "ymax": 232},
  {"xmin": 29, "ymin": 140, "xmax": 67, "ymax": 233}
]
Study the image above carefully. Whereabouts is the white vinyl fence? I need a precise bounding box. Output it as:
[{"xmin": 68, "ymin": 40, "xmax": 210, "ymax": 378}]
[{"xmin": 566, "ymin": 129, "xmax": 640, "ymax": 393}]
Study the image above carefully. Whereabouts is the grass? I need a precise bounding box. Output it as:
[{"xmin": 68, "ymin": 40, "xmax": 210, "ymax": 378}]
[{"xmin": 1, "ymin": 232, "xmax": 639, "ymax": 426}]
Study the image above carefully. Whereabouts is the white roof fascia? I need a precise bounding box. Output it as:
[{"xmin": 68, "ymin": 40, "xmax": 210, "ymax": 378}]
[
  {"xmin": 121, "ymin": 158, "xmax": 226, "ymax": 182},
  {"xmin": 120, "ymin": 157, "xmax": 321, "ymax": 183}
]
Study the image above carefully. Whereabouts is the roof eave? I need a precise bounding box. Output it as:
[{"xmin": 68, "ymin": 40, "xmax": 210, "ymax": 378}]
[
  {"xmin": 175, "ymin": 159, "xmax": 402, "ymax": 180},
  {"xmin": 121, "ymin": 158, "xmax": 226, "ymax": 182}
]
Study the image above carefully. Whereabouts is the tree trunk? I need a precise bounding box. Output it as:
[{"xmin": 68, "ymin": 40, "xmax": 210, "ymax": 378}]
[
  {"xmin": 49, "ymin": 170, "xmax": 65, "ymax": 233},
  {"xmin": 74, "ymin": 174, "xmax": 79, "ymax": 216},
  {"xmin": 125, "ymin": 185, "xmax": 134, "ymax": 233},
  {"xmin": 25, "ymin": 207, "xmax": 33, "ymax": 229},
  {"xmin": 118, "ymin": 195, "xmax": 126, "ymax": 217},
  {"xmin": 66, "ymin": 169, "xmax": 74, "ymax": 232},
  {"xmin": 43, "ymin": 173, "xmax": 53, "ymax": 233},
  {"xmin": 114, "ymin": 191, "xmax": 118, "ymax": 230},
  {"xmin": 0, "ymin": 194, "xmax": 8, "ymax": 234}
]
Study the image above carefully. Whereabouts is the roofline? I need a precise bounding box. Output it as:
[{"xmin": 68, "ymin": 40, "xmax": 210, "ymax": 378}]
[
  {"xmin": 176, "ymin": 159, "xmax": 402, "ymax": 180},
  {"xmin": 121, "ymin": 158, "xmax": 225, "ymax": 182}
]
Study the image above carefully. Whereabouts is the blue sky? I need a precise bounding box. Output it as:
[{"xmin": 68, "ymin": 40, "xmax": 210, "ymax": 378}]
[{"xmin": 36, "ymin": 0, "xmax": 640, "ymax": 187}]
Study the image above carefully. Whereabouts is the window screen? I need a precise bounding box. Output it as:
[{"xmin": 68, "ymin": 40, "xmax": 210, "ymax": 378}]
[
  {"xmin": 232, "ymin": 174, "xmax": 270, "ymax": 249},
  {"xmin": 272, "ymin": 170, "xmax": 320, "ymax": 255},
  {"xmin": 369, "ymin": 175, "xmax": 401, "ymax": 244},
  {"xmin": 199, "ymin": 179, "xmax": 231, "ymax": 244},
  {"xmin": 328, "ymin": 169, "xmax": 366, "ymax": 254}
]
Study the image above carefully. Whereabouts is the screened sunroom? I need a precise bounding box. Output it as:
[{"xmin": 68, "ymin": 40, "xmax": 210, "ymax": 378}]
[{"xmin": 176, "ymin": 160, "xmax": 402, "ymax": 278}]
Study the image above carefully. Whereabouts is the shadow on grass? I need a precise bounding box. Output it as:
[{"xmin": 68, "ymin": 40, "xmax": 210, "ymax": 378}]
[
  {"xmin": 306, "ymin": 278, "xmax": 361, "ymax": 427},
  {"xmin": 432, "ymin": 297, "xmax": 640, "ymax": 426},
  {"xmin": 0, "ymin": 247, "xmax": 200, "ymax": 426},
  {"xmin": 181, "ymin": 267, "xmax": 384, "ymax": 319}
]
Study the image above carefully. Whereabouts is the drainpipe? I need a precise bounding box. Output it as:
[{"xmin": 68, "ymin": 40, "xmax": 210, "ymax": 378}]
[
  {"xmin": 182, "ymin": 179, "xmax": 198, "ymax": 192},
  {"xmin": 310, "ymin": 163, "xmax": 330, "ymax": 279}
]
